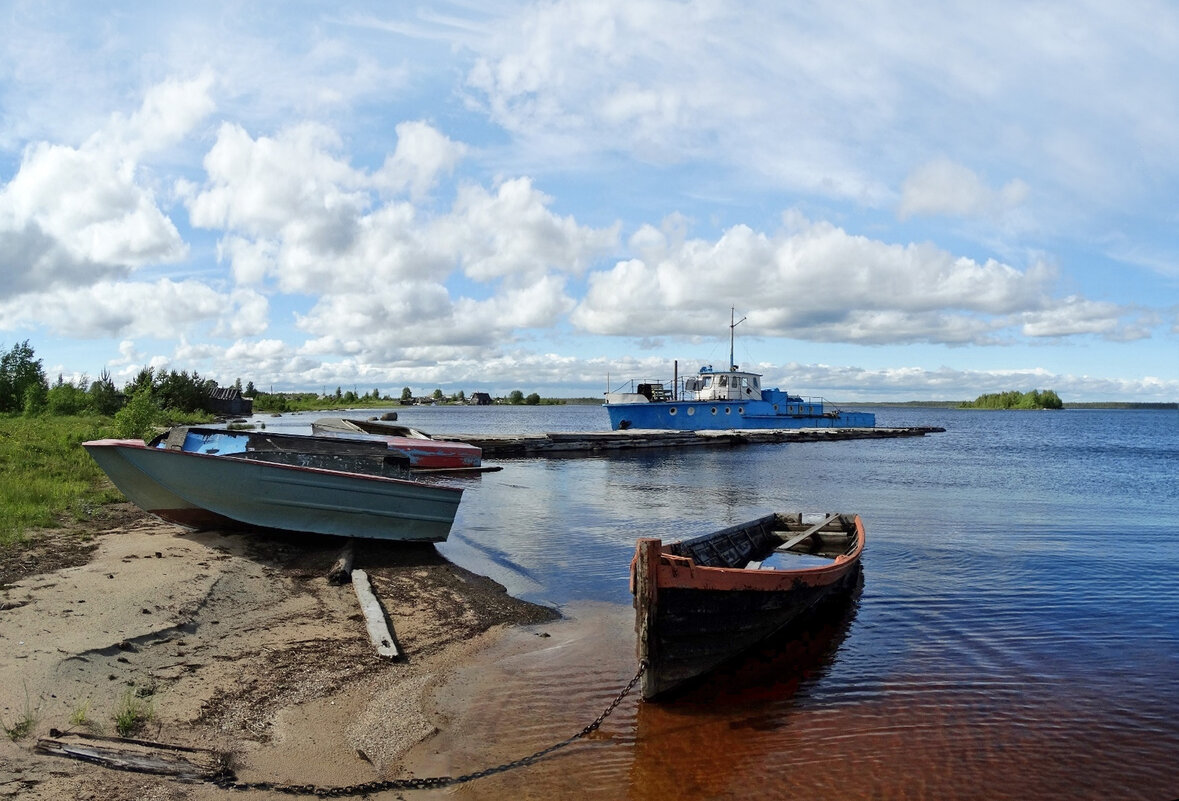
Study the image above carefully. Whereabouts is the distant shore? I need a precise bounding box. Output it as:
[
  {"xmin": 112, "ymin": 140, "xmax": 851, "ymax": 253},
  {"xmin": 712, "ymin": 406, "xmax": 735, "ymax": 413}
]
[{"xmin": 845, "ymin": 400, "xmax": 1177, "ymax": 410}]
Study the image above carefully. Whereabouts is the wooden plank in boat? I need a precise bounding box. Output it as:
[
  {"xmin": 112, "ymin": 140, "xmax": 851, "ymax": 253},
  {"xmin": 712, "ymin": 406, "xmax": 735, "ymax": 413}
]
[{"xmin": 774, "ymin": 514, "xmax": 840, "ymax": 552}]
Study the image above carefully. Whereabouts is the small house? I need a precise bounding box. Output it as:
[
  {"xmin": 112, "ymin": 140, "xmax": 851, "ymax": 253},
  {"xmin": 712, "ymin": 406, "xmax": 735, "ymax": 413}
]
[{"xmin": 205, "ymin": 386, "xmax": 253, "ymax": 417}]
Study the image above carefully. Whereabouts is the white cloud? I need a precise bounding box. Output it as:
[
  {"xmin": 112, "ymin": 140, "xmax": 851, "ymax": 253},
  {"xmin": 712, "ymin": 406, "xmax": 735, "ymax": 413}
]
[
  {"xmin": 0, "ymin": 75, "xmax": 214, "ymax": 299},
  {"xmin": 898, "ymin": 157, "xmax": 1029, "ymax": 221},
  {"xmin": 374, "ymin": 121, "xmax": 468, "ymax": 201},
  {"xmin": 436, "ymin": 177, "xmax": 619, "ymax": 282},
  {"xmin": 0, "ymin": 279, "xmax": 241, "ymax": 340},
  {"xmin": 571, "ymin": 214, "xmax": 1080, "ymax": 345}
]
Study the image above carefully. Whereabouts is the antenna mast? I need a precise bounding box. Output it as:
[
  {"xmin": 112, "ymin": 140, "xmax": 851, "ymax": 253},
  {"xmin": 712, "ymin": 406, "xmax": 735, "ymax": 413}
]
[{"xmin": 729, "ymin": 307, "xmax": 746, "ymax": 371}]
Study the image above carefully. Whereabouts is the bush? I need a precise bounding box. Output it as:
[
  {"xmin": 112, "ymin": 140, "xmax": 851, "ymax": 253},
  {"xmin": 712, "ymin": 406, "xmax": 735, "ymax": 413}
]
[
  {"xmin": 47, "ymin": 382, "xmax": 90, "ymax": 416},
  {"xmin": 114, "ymin": 391, "xmax": 162, "ymax": 440}
]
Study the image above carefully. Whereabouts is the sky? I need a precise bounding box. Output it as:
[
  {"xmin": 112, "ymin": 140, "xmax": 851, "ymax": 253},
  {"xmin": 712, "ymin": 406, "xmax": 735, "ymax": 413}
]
[{"xmin": 1, "ymin": 1, "xmax": 1177, "ymax": 402}]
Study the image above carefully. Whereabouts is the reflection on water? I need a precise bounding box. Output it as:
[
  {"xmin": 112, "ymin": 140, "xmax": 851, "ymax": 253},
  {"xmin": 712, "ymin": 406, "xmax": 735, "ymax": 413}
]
[{"xmin": 258, "ymin": 406, "xmax": 1179, "ymax": 799}]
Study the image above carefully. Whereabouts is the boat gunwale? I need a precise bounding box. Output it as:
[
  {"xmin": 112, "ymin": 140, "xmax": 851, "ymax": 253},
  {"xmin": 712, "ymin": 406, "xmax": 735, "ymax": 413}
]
[
  {"xmin": 633, "ymin": 514, "xmax": 865, "ymax": 593},
  {"xmin": 82, "ymin": 438, "xmax": 465, "ymax": 495}
]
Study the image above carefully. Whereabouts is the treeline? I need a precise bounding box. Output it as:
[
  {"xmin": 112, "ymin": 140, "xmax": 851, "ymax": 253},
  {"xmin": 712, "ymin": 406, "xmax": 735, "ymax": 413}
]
[
  {"xmin": 0, "ymin": 340, "xmax": 234, "ymax": 438},
  {"xmin": 960, "ymin": 389, "xmax": 1063, "ymax": 410}
]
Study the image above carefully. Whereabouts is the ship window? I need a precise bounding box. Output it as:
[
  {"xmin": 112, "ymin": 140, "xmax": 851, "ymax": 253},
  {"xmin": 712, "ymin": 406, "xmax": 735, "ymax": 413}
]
[
  {"xmin": 773, "ymin": 404, "xmax": 778, "ymax": 412},
  {"xmin": 738, "ymin": 407, "xmax": 744, "ymax": 414},
  {"xmin": 710, "ymin": 407, "xmax": 718, "ymax": 415},
  {"xmin": 669, "ymin": 407, "xmax": 677, "ymax": 415},
  {"xmin": 718, "ymin": 376, "xmax": 728, "ymax": 387},
  {"xmin": 725, "ymin": 406, "xmax": 731, "ymax": 414},
  {"xmin": 687, "ymin": 407, "xmax": 695, "ymax": 416}
]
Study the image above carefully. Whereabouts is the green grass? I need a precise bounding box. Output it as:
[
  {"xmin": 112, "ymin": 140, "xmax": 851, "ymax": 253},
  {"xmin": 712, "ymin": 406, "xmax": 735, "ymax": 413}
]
[
  {"xmin": 0, "ymin": 414, "xmax": 123, "ymax": 546},
  {"xmin": 114, "ymin": 686, "xmax": 154, "ymax": 737},
  {"xmin": 2, "ymin": 684, "xmax": 36, "ymax": 741}
]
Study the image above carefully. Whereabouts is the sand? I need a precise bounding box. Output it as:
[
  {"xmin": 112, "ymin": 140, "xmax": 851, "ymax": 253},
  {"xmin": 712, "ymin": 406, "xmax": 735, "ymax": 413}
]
[{"xmin": 0, "ymin": 506, "xmax": 559, "ymax": 800}]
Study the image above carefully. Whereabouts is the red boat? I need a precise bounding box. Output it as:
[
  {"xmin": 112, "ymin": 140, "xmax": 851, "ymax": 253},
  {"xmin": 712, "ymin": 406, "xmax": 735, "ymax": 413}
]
[
  {"xmin": 631, "ymin": 511, "xmax": 865, "ymax": 700},
  {"xmin": 311, "ymin": 417, "xmax": 483, "ymax": 470}
]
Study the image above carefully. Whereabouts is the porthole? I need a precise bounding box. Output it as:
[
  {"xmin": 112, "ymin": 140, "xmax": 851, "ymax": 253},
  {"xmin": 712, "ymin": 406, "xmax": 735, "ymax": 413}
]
[
  {"xmin": 738, "ymin": 407, "xmax": 744, "ymax": 414},
  {"xmin": 724, "ymin": 406, "xmax": 731, "ymax": 414},
  {"xmin": 710, "ymin": 407, "xmax": 718, "ymax": 415},
  {"xmin": 668, "ymin": 407, "xmax": 677, "ymax": 415},
  {"xmin": 687, "ymin": 407, "xmax": 695, "ymax": 416}
]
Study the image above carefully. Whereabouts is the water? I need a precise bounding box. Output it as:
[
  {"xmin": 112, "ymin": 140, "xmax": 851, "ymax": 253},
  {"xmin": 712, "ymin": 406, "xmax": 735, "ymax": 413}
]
[{"xmin": 253, "ymin": 405, "xmax": 1179, "ymax": 799}]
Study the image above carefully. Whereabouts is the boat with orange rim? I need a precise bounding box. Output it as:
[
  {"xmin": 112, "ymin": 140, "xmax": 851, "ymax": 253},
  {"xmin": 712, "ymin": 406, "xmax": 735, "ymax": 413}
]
[{"xmin": 631, "ymin": 511, "xmax": 865, "ymax": 700}]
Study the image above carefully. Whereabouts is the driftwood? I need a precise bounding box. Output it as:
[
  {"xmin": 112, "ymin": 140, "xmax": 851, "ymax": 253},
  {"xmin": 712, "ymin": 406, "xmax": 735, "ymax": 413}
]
[
  {"xmin": 35, "ymin": 729, "xmax": 230, "ymax": 782},
  {"xmin": 352, "ymin": 569, "xmax": 400, "ymax": 659},
  {"xmin": 326, "ymin": 538, "xmax": 355, "ymax": 584}
]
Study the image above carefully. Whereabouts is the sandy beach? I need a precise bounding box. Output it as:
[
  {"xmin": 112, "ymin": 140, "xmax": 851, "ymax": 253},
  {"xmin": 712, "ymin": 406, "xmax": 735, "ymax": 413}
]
[{"xmin": 0, "ymin": 505, "xmax": 560, "ymax": 799}]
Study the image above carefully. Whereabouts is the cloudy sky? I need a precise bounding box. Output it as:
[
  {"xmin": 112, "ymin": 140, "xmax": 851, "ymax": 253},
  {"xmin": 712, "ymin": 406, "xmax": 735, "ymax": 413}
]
[{"xmin": 1, "ymin": 1, "xmax": 1177, "ymax": 401}]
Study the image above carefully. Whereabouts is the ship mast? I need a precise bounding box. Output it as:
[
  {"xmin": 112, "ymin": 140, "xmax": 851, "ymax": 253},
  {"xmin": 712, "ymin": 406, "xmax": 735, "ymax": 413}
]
[{"xmin": 729, "ymin": 307, "xmax": 746, "ymax": 371}]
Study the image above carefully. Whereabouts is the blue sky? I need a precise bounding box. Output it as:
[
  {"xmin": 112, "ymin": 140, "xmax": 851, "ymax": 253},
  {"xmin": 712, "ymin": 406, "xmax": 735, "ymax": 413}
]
[{"xmin": 1, "ymin": 1, "xmax": 1176, "ymax": 401}]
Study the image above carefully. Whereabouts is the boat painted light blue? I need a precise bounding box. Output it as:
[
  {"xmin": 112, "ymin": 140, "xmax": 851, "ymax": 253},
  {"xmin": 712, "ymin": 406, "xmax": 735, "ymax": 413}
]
[
  {"xmin": 83, "ymin": 437, "xmax": 464, "ymax": 542},
  {"xmin": 604, "ymin": 311, "xmax": 875, "ymax": 431}
]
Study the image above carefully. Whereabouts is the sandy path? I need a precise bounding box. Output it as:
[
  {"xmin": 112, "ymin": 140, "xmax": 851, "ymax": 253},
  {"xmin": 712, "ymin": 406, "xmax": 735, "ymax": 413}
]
[{"xmin": 0, "ymin": 514, "xmax": 557, "ymax": 800}]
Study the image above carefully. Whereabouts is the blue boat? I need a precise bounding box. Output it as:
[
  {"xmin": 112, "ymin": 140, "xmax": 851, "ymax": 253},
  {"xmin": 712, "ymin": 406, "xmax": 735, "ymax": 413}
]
[{"xmin": 604, "ymin": 311, "xmax": 875, "ymax": 431}]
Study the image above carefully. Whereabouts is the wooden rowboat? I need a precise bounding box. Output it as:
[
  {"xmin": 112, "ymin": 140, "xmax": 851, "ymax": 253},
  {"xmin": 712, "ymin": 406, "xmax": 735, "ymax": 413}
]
[{"xmin": 631, "ymin": 512, "xmax": 865, "ymax": 700}]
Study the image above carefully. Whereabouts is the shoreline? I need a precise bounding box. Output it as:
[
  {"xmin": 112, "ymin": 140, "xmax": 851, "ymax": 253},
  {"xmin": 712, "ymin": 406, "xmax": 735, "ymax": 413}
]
[{"xmin": 0, "ymin": 507, "xmax": 560, "ymax": 799}]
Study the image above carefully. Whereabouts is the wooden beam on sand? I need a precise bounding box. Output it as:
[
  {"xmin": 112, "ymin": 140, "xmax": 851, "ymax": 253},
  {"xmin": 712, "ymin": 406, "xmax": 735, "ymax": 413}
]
[
  {"xmin": 35, "ymin": 730, "xmax": 228, "ymax": 781},
  {"xmin": 352, "ymin": 569, "xmax": 400, "ymax": 659}
]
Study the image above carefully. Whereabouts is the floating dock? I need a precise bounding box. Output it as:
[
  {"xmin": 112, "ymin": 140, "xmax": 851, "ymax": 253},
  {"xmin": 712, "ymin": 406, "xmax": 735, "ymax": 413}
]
[{"xmin": 442, "ymin": 426, "xmax": 944, "ymax": 458}]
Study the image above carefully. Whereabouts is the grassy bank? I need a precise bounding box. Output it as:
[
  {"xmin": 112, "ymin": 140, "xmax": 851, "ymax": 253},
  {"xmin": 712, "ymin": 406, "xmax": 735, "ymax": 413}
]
[{"xmin": 0, "ymin": 415, "xmax": 124, "ymax": 546}]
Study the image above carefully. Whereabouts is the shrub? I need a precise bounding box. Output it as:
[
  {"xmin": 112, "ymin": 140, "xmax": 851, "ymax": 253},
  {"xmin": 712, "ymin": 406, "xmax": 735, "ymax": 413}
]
[{"xmin": 115, "ymin": 391, "xmax": 162, "ymax": 440}]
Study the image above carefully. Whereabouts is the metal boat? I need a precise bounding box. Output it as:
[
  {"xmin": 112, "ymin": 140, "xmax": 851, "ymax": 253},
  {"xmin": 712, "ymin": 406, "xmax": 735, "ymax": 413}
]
[
  {"xmin": 83, "ymin": 433, "xmax": 464, "ymax": 542},
  {"xmin": 604, "ymin": 310, "xmax": 874, "ymax": 431}
]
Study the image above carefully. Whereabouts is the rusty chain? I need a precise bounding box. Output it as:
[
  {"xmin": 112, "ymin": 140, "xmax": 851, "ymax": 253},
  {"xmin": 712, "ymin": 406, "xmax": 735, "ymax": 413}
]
[{"xmin": 213, "ymin": 661, "xmax": 647, "ymax": 796}]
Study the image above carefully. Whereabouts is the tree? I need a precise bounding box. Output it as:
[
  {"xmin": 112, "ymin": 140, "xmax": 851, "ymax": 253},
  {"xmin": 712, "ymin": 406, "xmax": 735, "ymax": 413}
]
[
  {"xmin": 525, "ymin": 392, "xmax": 541, "ymax": 406},
  {"xmin": 432, "ymin": 388, "xmax": 444, "ymax": 401},
  {"xmin": 47, "ymin": 376, "xmax": 90, "ymax": 415},
  {"xmin": 400, "ymin": 387, "xmax": 413, "ymax": 402},
  {"xmin": 0, "ymin": 340, "xmax": 46, "ymax": 414},
  {"xmin": 89, "ymin": 370, "xmax": 122, "ymax": 415},
  {"xmin": 244, "ymin": 380, "xmax": 256, "ymax": 396},
  {"xmin": 508, "ymin": 390, "xmax": 525, "ymax": 405}
]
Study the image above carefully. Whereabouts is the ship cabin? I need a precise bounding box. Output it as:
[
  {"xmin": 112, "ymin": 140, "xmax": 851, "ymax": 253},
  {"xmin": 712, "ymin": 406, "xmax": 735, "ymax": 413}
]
[{"xmin": 683, "ymin": 365, "xmax": 762, "ymax": 402}]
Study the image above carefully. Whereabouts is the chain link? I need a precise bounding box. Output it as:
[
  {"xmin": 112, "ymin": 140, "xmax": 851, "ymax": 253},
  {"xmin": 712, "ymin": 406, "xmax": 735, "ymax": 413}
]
[{"xmin": 214, "ymin": 661, "xmax": 647, "ymax": 796}]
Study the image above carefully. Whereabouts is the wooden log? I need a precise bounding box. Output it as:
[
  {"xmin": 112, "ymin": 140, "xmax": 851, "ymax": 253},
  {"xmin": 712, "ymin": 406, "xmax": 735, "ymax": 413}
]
[
  {"xmin": 35, "ymin": 732, "xmax": 227, "ymax": 781},
  {"xmin": 352, "ymin": 569, "xmax": 399, "ymax": 659},
  {"xmin": 325, "ymin": 538, "xmax": 355, "ymax": 584}
]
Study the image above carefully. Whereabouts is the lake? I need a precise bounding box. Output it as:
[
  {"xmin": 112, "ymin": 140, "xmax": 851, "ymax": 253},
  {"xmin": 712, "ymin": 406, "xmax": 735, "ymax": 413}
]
[{"xmin": 259, "ymin": 404, "xmax": 1179, "ymax": 800}]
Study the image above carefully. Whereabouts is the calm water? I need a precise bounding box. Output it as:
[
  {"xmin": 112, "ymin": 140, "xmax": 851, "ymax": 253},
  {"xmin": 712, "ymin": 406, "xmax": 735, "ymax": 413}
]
[{"xmin": 260, "ymin": 405, "xmax": 1179, "ymax": 800}]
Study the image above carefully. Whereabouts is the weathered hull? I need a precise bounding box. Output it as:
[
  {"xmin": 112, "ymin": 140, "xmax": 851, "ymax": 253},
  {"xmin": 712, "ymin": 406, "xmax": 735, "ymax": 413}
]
[
  {"xmin": 605, "ymin": 400, "xmax": 875, "ymax": 431},
  {"xmin": 632, "ymin": 513, "xmax": 865, "ymax": 699},
  {"xmin": 83, "ymin": 439, "xmax": 463, "ymax": 542}
]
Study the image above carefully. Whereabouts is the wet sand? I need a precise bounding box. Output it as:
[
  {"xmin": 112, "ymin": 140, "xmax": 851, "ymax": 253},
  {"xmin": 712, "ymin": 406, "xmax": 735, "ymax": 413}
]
[{"xmin": 0, "ymin": 507, "xmax": 559, "ymax": 799}]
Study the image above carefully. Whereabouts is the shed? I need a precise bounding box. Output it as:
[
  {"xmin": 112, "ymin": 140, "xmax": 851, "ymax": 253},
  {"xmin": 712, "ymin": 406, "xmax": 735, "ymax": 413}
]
[{"xmin": 205, "ymin": 386, "xmax": 253, "ymax": 417}]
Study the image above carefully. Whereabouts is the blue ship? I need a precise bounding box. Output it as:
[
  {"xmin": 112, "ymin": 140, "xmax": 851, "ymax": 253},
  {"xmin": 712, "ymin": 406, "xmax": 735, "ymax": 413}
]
[{"xmin": 603, "ymin": 311, "xmax": 875, "ymax": 431}]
